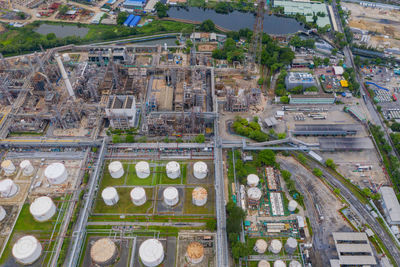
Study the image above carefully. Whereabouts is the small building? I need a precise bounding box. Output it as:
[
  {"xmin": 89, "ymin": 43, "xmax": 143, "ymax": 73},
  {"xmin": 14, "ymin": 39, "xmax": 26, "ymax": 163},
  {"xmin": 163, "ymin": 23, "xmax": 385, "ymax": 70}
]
[
  {"xmin": 285, "ymin": 72, "xmax": 316, "ymax": 90},
  {"xmin": 380, "ymin": 186, "xmax": 400, "ymax": 225},
  {"xmin": 91, "ymin": 12, "xmax": 105, "ymax": 24},
  {"xmin": 105, "ymin": 95, "xmax": 136, "ymax": 129},
  {"xmin": 122, "ymin": 0, "xmax": 146, "ymax": 10},
  {"xmin": 333, "ymin": 66, "xmax": 344, "ymax": 75}
]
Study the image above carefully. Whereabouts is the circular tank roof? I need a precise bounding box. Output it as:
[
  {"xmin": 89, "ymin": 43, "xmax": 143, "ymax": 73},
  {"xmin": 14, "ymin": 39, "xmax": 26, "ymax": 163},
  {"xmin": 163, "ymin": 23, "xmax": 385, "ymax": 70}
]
[
  {"xmin": 90, "ymin": 238, "xmax": 117, "ymax": 264},
  {"xmin": 44, "ymin": 163, "xmax": 66, "ymax": 179},
  {"xmin": 130, "ymin": 187, "xmax": 146, "ymax": 199},
  {"xmin": 19, "ymin": 160, "xmax": 31, "ymax": 169},
  {"xmin": 192, "ymin": 187, "xmax": 207, "ymax": 200},
  {"xmin": 12, "ymin": 236, "xmax": 40, "ymax": 260},
  {"xmin": 139, "ymin": 239, "xmax": 164, "ymax": 264},
  {"xmin": 1, "ymin": 160, "xmax": 13, "ymax": 168},
  {"xmin": 102, "ymin": 187, "xmax": 118, "ymax": 200},
  {"xmin": 258, "ymin": 260, "xmax": 271, "ymax": 267},
  {"xmin": 108, "ymin": 161, "xmax": 123, "ymax": 172},
  {"xmin": 163, "ymin": 187, "xmax": 178, "ymax": 199},
  {"xmin": 255, "ymin": 239, "xmax": 268, "ymax": 251},
  {"xmin": 289, "ymin": 260, "xmax": 301, "ymax": 267},
  {"xmin": 136, "ymin": 161, "xmax": 149, "ymax": 171},
  {"xmin": 247, "ymin": 174, "xmax": 259, "ymax": 183},
  {"xmin": 247, "ymin": 187, "xmax": 262, "ymax": 200},
  {"xmin": 166, "ymin": 161, "xmax": 180, "ymax": 172},
  {"xmin": 274, "ymin": 260, "xmax": 286, "ymax": 267},
  {"xmin": 187, "ymin": 242, "xmax": 204, "ymax": 260},
  {"xmin": 30, "ymin": 197, "xmax": 54, "ymax": 217},
  {"xmin": 286, "ymin": 237, "xmax": 298, "ymax": 248},
  {"xmin": 0, "ymin": 179, "xmax": 15, "ymax": 190},
  {"xmin": 193, "ymin": 161, "xmax": 207, "ymax": 172}
]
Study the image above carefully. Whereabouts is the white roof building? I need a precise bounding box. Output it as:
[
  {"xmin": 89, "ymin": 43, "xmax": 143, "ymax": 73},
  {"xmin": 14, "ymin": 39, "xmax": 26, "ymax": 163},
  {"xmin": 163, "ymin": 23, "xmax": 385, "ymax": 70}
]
[
  {"xmin": 380, "ymin": 186, "xmax": 400, "ymax": 225},
  {"xmin": 333, "ymin": 66, "xmax": 344, "ymax": 75}
]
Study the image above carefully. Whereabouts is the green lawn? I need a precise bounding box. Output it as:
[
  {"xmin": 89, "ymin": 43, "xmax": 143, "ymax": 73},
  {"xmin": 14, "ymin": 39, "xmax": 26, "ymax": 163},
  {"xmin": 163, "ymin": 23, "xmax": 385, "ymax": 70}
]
[
  {"xmin": 183, "ymin": 187, "xmax": 215, "ymax": 215},
  {"xmin": 157, "ymin": 164, "xmax": 187, "ymax": 185},
  {"xmin": 125, "ymin": 164, "xmax": 156, "ymax": 186}
]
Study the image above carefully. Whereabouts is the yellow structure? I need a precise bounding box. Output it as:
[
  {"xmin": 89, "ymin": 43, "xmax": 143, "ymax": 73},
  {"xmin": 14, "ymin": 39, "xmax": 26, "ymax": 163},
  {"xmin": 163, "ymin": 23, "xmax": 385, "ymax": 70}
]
[{"xmin": 340, "ymin": 80, "xmax": 349, "ymax": 88}]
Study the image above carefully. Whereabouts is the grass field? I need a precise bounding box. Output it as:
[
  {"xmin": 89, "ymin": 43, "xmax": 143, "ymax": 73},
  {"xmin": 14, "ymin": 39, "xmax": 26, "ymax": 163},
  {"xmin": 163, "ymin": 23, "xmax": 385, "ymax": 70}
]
[
  {"xmin": 157, "ymin": 164, "xmax": 187, "ymax": 185},
  {"xmin": 183, "ymin": 187, "xmax": 215, "ymax": 215},
  {"xmin": 125, "ymin": 164, "xmax": 156, "ymax": 186}
]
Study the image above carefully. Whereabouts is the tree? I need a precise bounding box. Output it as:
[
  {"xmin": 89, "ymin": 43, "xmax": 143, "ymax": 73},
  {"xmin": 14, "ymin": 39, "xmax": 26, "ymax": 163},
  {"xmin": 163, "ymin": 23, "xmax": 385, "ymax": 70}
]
[
  {"xmin": 193, "ymin": 134, "xmax": 205, "ymax": 143},
  {"xmin": 313, "ymin": 168, "xmax": 323, "ymax": 177},
  {"xmin": 58, "ymin": 5, "xmax": 69, "ymax": 15},
  {"xmin": 333, "ymin": 188, "xmax": 341, "ymax": 194},
  {"xmin": 215, "ymin": 2, "xmax": 232, "ymax": 14},
  {"xmin": 185, "ymin": 39, "xmax": 193, "ymax": 48},
  {"xmin": 155, "ymin": 2, "xmax": 168, "ymax": 18},
  {"xmin": 325, "ymin": 158, "xmax": 336, "ymax": 169},
  {"xmin": 281, "ymin": 170, "xmax": 291, "ymax": 182},
  {"xmin": 280, "ymin": 96, "xmax": 290, "ymax": 104},
  {"xmin": 112, "ymin": 135, "xmax": 121, "ymax": 143},
  {"xmin": 17, "ymin": 12, "xmax": 26, "ymax": 19},
  {"xmin": 323, "ymin": 57, "xmax": 330, "ymax": 66},
  {"xmin": 331, "ymin": 48, "xmax": 338, "ymax": 56},
  {"xmin": 206, "ymin": 219, "xmax": 217, "ymax": 231},
  {"xmin": 298, "ymin": 154, "xmax": 306, "ymax": 164},
  {"xmin": 200, "ymin": 19, "xmax": 216, "ymax": 32},
  {"xmin": 362, "ymin": 188, "xmax": 372, "ymax": 198},
  {"xmin": 125, "ymin": 134, "xmax": 135, "ymax": 143},
  {"xmin": 257, "ymin": 150, "xmax": 276, "ymax": 166},
  {"xmin": 46, "ymin": 33, "xmax": 56, "ymax": 40},
  {"xmin": 117, "ymin": 11, "xmax": 129, "ymax": 25}
]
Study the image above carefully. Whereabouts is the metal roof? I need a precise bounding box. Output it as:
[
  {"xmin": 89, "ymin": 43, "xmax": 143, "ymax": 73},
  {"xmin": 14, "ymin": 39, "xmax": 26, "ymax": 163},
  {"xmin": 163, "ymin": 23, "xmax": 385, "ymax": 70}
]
[
  {"xmin": 319, "ymin": 137, "xmax": 374, "ymax": 151},
  {"xmin": 380, "ymin": 186, "xmax": 400, "ymax": 223},
  {"xmin": 293, "ymin": 124, "xmax": 359, "ymax": 135}
]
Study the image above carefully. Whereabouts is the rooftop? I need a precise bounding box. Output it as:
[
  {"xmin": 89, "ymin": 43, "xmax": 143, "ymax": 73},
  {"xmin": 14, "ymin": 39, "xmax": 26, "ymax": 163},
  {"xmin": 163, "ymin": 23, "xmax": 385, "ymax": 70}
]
[{"xmin": 380, "ymin": 186, "xmax": 400, "ymax": 223}]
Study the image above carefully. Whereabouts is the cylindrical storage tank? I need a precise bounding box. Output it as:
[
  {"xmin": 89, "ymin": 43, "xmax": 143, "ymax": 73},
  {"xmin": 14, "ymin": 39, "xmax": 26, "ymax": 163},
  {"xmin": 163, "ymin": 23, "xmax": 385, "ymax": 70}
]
[
  {"xmin": 289, "ymin": 260, "xmax": 301, "ymax": 267},
  {"xmin": 44, "ymin": 163, "xmax": 68, "ymax": 184},
  {"xmin": 247, "ymin": 187, "xmax": 262, "ymax": 201},
  {"xmin": 254, "ymin": 239, "xmax": 268, "ymax": 254},
  {"xmin": 108, "ymin": 161, "xmax": 124, "ymax": 179},
  {"xmin": 20, "ymin": 160, "xmax": 34, "ymax": 176},
  {"xmin": 29, "ymin": 196, "xmax": 56, "ymax": 222},
  {"xmin": 1, "ymin": 160, "xmax": 16, "ymax": 176},
  {"xmin": 0, "ymin": 179, "xmax": 18, "ymax": 198},
  {"xmin": 139, "ymin": 239, "xmax": 164, "ymax": 267},
  {"xmin": 269, "ymin": 239, "xmax": 282, "ymax": 254},
  {"xmin": 185, "ymin": 242, "xmax": 204, "ymax": 264},
  {"xmin": 247, "ymin": 174, "xmax": 259, "ymax": 187},
  {"xmin": 192, "ymin": 186, "xmax": 207, "ymax": 206},
  {"xmin": 163, "ymin": 186, "xmax": 179, "ymax": 206},
  {"xmin": 90, "ymin": 238, "xmax": 117, "ymax": 266},
  {"xmin": 102, "ymin": 187, "xmax": 119, "ymax": 206},
  {"xmin": 130, "ymin": 187, "xmax": 146, "ymax": 206},
  {"xmin": 166, "ymin": 161, "xmax": 180, "ymax": 179},
  {"xmin": 274, "ymin": 260, "xmax": 286, "ymax": 267},
  {"xmin": 258, "ymin": 260, "xmax": 271, "ymax": 267},
  {"xmin": 12, "ymin": 235, "xmax": 42, "ymax": 265},
  {"xmin": 288, "ymin": 200, "xmax": 298, "ymax": 212},
  {"xmin": 0, "ymin": 206, "xmax": 6, "ymax": 222},
  {"xmin": 193, "ymin": 161, "xmax": 208, "ymax": 179},
  {"xmin": 135, "ymin": 161, "xmax": 150, "ymax": 179},
  {"xmin": 285, "ymin": 237, "xmax": 298, "ymax": 254},
  {"xmin": 62, "ymin": 53, "xmax": 71, "ymax": 62}
]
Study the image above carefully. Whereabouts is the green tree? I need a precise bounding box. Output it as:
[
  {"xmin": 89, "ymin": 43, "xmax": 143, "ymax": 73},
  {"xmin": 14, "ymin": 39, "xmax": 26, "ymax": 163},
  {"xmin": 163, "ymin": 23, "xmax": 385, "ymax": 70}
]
[
  {"xmin": 125, "ymin": 134, "xmax": 135, "ymax": 143},
  {"xmin": 257, "ymin": 150, "xmax": 276, "ymax": 166},
  {"xmin": 17, "ymin": 12, "xmax": 26, "ymax": 19},
  {"xmin": 323, "ymin": 57, "xmax": 330, "ymax": 66},
  {"xmin": 200, "ymin": 19, "xmax": 216, "ymax": 32},
  {"xmin": 58, "ymin": 5, "xmax": 69, "ymax": 15},
  {"xmin": 117, "ymin": 11, "xmax": 129, "ymax": 25},
  {"xmin": 333, "ymin": 188, "xmax": 340, "ymax": 194},
  {"xmin": 46, "ymin": 33, "xmax": 56, "ymax": 40},
  {"xmin": 280, "ymin": 96, "xmax": 290, "ymax": 104},
  {"xmin": 206, "ymin": 219, "xmax": 217, "ymax": 231},
  {"xmin": 155, "ymin": 2, "xmax": 169, "ymax": 18},
  {"xmin": 298, "ymin": 154, "xmax": 307, "ymax": 164},
  {"xmin": 193, "ymin": 134, "xmax": 205, "ymax": 143},
  {"xmin": 313, "ymin": 168, "xmax": 323, "ymax": 177},
  {"xmin": 281, "ymin": 170, "xmax": 291, "ymax": 181},
  {"xmin": 325, "ymin": 158, "xmax": 336, "ymax": 169},
  {"xmin": 112, "ymin": 135, "xmax": 121, "ymax": 143}
]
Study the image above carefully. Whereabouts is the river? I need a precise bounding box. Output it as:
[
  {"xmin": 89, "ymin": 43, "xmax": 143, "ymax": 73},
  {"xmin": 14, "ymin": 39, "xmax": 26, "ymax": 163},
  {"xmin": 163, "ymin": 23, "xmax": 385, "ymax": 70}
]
[{"xmin": 167, "ymin": 7, "xmax": 305, "ymax": 34}]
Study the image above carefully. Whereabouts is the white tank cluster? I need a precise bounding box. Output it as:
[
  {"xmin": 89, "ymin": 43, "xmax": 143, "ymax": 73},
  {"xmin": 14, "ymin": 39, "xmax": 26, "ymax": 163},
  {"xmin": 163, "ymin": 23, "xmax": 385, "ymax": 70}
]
[
  {"xmin": 258, "ymin": 260, "xmax": 271, "ymax": 267},
  {"xmin": 285, "ymin": 237, "xmax": 298, "ymax": 254},
  {"xmin": 166, "ymin": 161, "xmax": 180, "ymax": 179},
  {"xmin": 186, "ymin": 241, "xmax": 204, "ymax": 264},
  {"xmin": 12, "ymin": 235, "xmax": 42, "ymax": 265},
  {"xmin": 135, "ymin": 161, "xmax": 150, "ymax": 179},
  {"xmin": 90, "ymin": 238, "xmax": 118, "ymax": 266},
  {"xmin": 44, "ymin": 163, "xmax": 68, "ymax": 184},
  {"xmin": 274, "ymin": 260, "xmax": 286, "ymax": 267},
  {"xmin": 139, "ymin": 239, "xmax": 164, "ymax": 267},
  {"xmin": 192, "ymin": 186, "xmax": 207, "ymax": 207},
  {"xmin": 247, "ymin": 187, "xmax": 262, "ymax": 201},
  {"xmin": 0, "ymin": 179, "xmax": 18, "ymax": 198},
  {"xmin": 247, "ymin": 174, "xmax": 259, "ymax": 187},
  {"xmin": 108, "ymin": 161, "xmax": 124, "ymax": 179},
  {"xmin": 163, "ymin": 186, "xmax": 179, "ymax": 206},
  {"xmin": 19, "ymin": 160, "xmax": 34, "ymax": 176},
  {"xmin": 29, "ymin": 196, "xmax": 56, "ymax": 222},
  {"xmin": 130, "ymin": 187, "xmax": 147, "ymax": 206},
  {"xmin": 288, "ymin": 200, "xmax": 298, "ymax": 212},
  {"xmin": 0, "ymin": 206, "xmax": 6, "ymax": 222},
  {"xmin": 1, "ymin": 160, "xmax": 16, "ymax": 176},
  {"xmin": 193, "ymin": 161, "xmax": 208, "ymax": 179},
  {"xmin": 269, "ymin": 239, "xmax": 282, "ymax": 254},
  {"xmin": 102, "ymin": 187, "xmax": 119, "ymax": 206},
  {"xmin": 254, "ymin": 239, "xmax": 268, "ymax": 254},
  {"xmin": 289, "ymin": 260, "xmax": 301, "ymax": 267}
]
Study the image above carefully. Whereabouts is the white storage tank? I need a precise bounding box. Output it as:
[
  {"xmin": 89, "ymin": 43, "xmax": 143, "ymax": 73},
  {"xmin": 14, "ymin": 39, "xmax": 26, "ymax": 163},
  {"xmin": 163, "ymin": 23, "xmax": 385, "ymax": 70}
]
[
  {"xmin": 130, "ymin": 187, "xmax": 147, "ymax": 206},
  {"xmin": 135, "ymin": 161, "xmax": 150, "ymax": 179},
  {"xmin": 12, "ymin": 235, "xmax": 42, "ymax": 265},
  {"xmin": 166, "ymin": 161, "xmax": 180, "ymax": 179},
  {"xmin": 186, "ymin": 242, "xmax": 204, "ymax": 264},
  {"xmin": 192, "ymin": 186, "xmax": 207, "ymax": 207},
  {"xmin": 102, "ymin": 187, "xmax": 119, "ymax": 206},
  {"xmin": 289, "ymin": 260, "xmax": 301, "ymax": 267},
  {"xmin": 254, "ymin": 239, "xmax": 268, "ymax": 254},
  {"xmin": 193, "ymin": 161, "xmax": 208, "ymax": 179},
  {"xmin": 258, "ymin": 260, "xmax": 271, "ymax": 267},
  {"xmin": 62, "ymin": 53, "xmax": 71, "ymax": 62},
  {"xmin": 163, "ymin": 186, "xmax": 179, "ymax": 206},
  {"xmin": 44, "ymin": 163, "xmax": 68, "ymax": 184},
  {"xmin": 274, "ymin": 260, "xmax": 286, "ymax": 267},
  {"xmin": 247, "ymin": 174, "xmax": 259, "ymax": 187},
  {"xmin": 1, "ymin": 160, "xmax": 16, "ymax": 176},
  {"xmin": 0, "ymin": 206, "xmax": 6, "ymax": 222},
  {"xmin": 0, "ymin": 179, "xmax": 18, "ymax": 198},
  {"xmin": 288, "ymin": 200, "xmax": 298, "ymax": 212},
  {"xmin": 108, "ymin": 161, "xmax": 124, "ymax": 179},
  {"xmin": 139, "ymin": 239, "xmax": 164, "ymax": 267},
  {"xmin": 269, "ymin": 239, "xmax": 282, "ymax": 254},
  {"xmin": 285, "ymin": 237, "xmax": 298, "ymax": 254},
  {"xmin": 247, "ymin": 187, "xmax": 262, "ymax": 201},
  {"xmin": 90, "ymin": 238, "xmax": 118, "ymax": 266},
  {"xmin": 29, "ymin": 196, "xmax": 56, "ymax": 222},
  {"xmin": 19, "ymin": 160, "xmax": 34, "ymax": 176}
]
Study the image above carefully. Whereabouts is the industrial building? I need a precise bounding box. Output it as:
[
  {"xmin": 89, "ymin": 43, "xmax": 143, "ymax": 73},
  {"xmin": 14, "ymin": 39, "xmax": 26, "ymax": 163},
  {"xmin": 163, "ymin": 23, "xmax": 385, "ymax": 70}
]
[
  {"xmin": 105, "ymin": 95, "xmax": 136, "ymax": 129},
  {"xmin": 289, "ymin": 93, "xmax": 336, "ymax": 104},
  {"xmin": 285, "ymin": 72, "xmax": 316, "ymax": 90},
  {"xmin": 292, "ymin": 124, "xmax": 359, "ymax": 136},
  {"xmin": 318, "ymin": 137, "xmax": 374, "ymax": 151},
  {"xmin": 379, "ymin": 186, "xmax": 400, "ymax": 225}
]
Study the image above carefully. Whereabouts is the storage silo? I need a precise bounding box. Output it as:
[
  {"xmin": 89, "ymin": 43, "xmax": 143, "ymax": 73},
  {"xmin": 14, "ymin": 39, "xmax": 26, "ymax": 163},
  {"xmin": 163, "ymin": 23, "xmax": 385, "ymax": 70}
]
[
  {"xmin": 289, "ymin": 260, "xmax": 301, "ymax": 267},
  {"xmin": 193, "ymin": 161, "xmax": 208, "ymax": 179},
  {"xmin": 44, "ymin": 163, "xmax": 68, "ymax": 184},
  {"xmin": 247, "ymin": 187, "xmax": 262, "ymax": 201},
  {"xmin": 102, "ymin": 187, "xmax": 119, "ymax": 206},
  {"xmin": 135, "ymin": 161, "xmax": 150, "ymax": 179},
  {"xmin": 274, "ymin": 260, "xmax": 286, "ymax": 267},
  {"xmin": 269, "ymin": 239, "xmax": 282, "ymax": 254},
  {"xmin": 192, "ymin": 186, "xmax": 207, "ymax": 206},
  {"xmin": 90, "ymin": 238, "xmax": 118, "ymax": 266},
  {"xmin": 254, "ymin": 239, "xmax": 268, "ymax": 254},
  {"xmin": 0, "ymin": 206, "xmax": 6, "ymax": 222},
  {"xmin": 247, "ymin": 174, "xmax": 260, "ymax": 187},
  {"xmin": 29, "ymin": 196, "xmax": 56, "ymax": 222},
  {"xmin": 19, "ymin": 160, "xmax": 34, "ymax": 176},
  {"xmin": 285, "ymin": 237, "xmax": 298, "ymax": 254},
  {"xmin": 186, "ymin": 242, "xmax": 204, "ymax": 264},
  {"xmin": 166, "ymin": 161, "xmax": 180, "ymax": 179},
  {"xmin": 12, "ymin": 235, "xmax": 42, "ymax": 265},
  {"xmin": 0, "ymin": 179, "xmax": 18, "ymax": 198},
  {"xmin": 139, "ymin": 239, "xmax": 164, "ymax": 267},
  {"xmin": 288, "ymin": 200, "xmax": 298, "ymax": 212},
  {"xmin": 163, "ymin": 186, "xmax": 179, "ymax": 206},
  {"xmin": 258, "ymin": 260, "xmax": 271, "ymax": 267},
  {"xmin": 108, "ymin": 161, "xmax": 124, "ymax": 179},
  {"xmin": 1, "ymin": 160, "xmax": 16, "ymax": 176},
  {"xmin": 130, "ymin": 187, "xmax": 146, "ymax": 206}
]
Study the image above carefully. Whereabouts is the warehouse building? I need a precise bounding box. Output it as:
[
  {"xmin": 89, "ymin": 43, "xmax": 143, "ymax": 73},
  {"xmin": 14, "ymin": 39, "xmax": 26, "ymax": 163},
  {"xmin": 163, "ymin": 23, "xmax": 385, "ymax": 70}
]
[
  {"xmin": 285, "ymin": 72, "xmax": 316, "ymax": 90},
  {"xmin": 319, "ymin": 137, "xmax": 374, "ymax": 151},
  {"xmin": 289, "ymin": 93, "xmax": 336, "ymax": 104},
  {"xmin": 379, "ymin": 186, "xmax": 400, "ymax": 225},
  {"xmin": 293, "ymin": 124, "xmax": 359, "ymax": 136}
]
